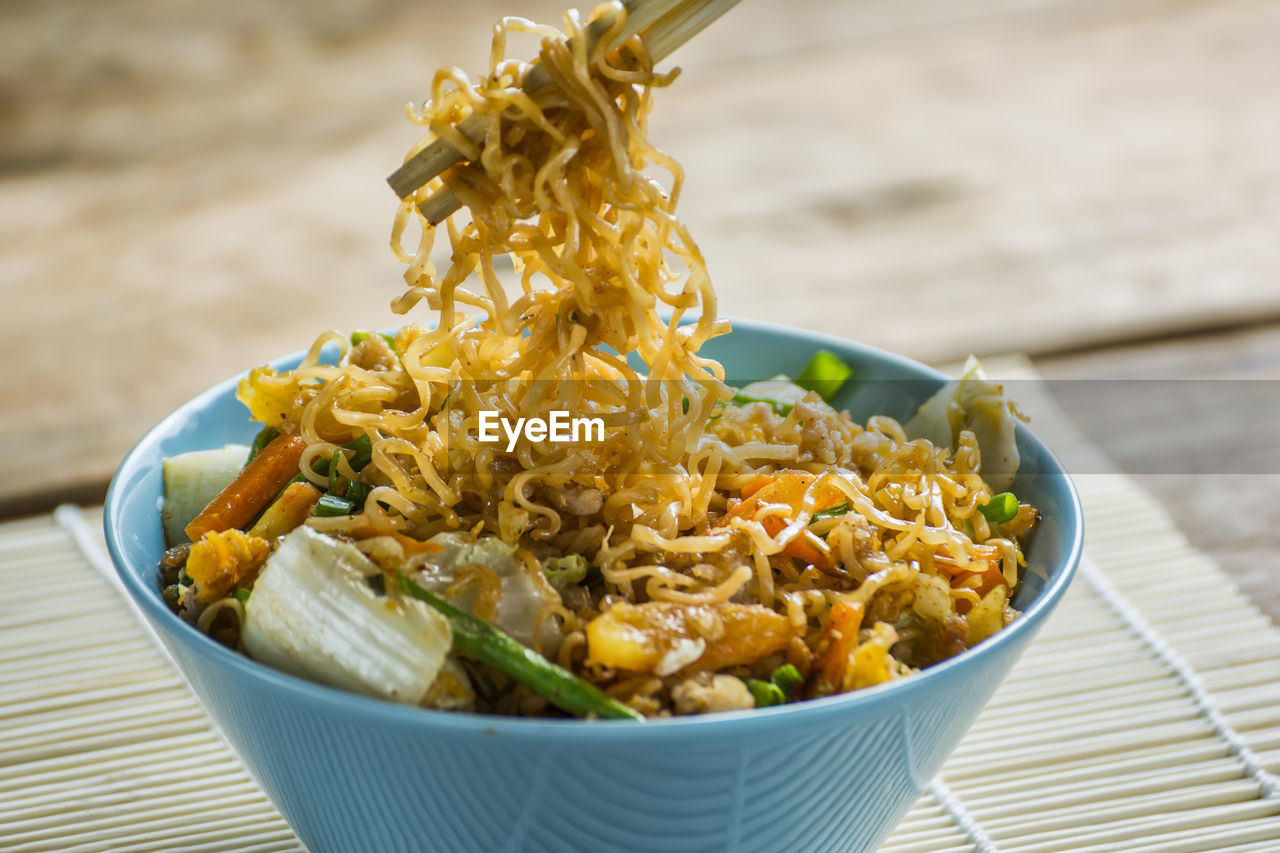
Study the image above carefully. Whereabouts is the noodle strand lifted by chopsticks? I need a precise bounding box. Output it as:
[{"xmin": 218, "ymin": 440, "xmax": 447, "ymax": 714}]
[{"xmin": 210, "ymin": 3, "xmax": 1037, "ymax": 717}]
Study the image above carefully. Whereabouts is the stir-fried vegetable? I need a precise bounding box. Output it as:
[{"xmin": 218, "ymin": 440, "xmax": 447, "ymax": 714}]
[
  {"xmin": 726, "ymin": 471, "xmax": 846, "ymax": 567},
  {"xmin": 809, "ymin": 501, "xmax": 851, "ymax": 524},
  {"xmin": 161, "ymin": 445, "xmax": 250, "ymax": 546},
  {"xmin": 905, "ymin": 355, "xmax": 1022, "ymax": 491},
  {"xmin": 185, "ymin": 434, "xmax": 309, "ymax": 541},
  {"xmin": 585, "ymin": 601, "xmax": 793, "ymax": 676},
  {"xmin": 345, "ymin": 434, "xmax": 373, "ymax": 469},
  {"xmin": 967, "ymin": 585, "xmax": 1010, "ymax": 644},
  {"xmin": 291, "ymin": 434, "xmax": 375, "ymax": 518},
  {"xmin": 248, "ymin": 481, "xmax": 322, "ymax": 540},
  {"xmin": 770, "ymin": 663, "xmax": 804, "ymax": 700},
  {"xmin": 185, "ymin": 528, "xmax": 272, "ymax": 605},
  {"xmin": 935, "ymin": 542, "xmax": 1006, "ymax": 602},
  {"xmin": 731, "ymin": 380, "xmax": 808, "ymax": 416},
  {"xmin": 158, "ymin": 339, "xmax": 1032, "ymax": 719},
  {"xmin": 795, "ymin": 349, "xmax": 854, "ymax": 401},
  {"xmin": 814, "ymin": 600, "xmax": 865, "ymax": 696},
  {"xmin": 728, "ymin": 350, "xmax": 855, "ymax": 416},
  {"xmin": 243, "ymin": 526, "xmax": 453, "ymax": 704},
  {"xmin": 542, "ymin": 554, "xmax": 589, "ymax": 590},
  {"xmin": 245, "ymin": 426, "xmax": 280, "ymax": 465},
  {"xmin": 399, "ymin": 573, "xmax": 642, "ymax": 721},
  {"xmin": 813, "ymin": 601, "xmax": 903, "ymax": 696},
  {"xmin": 314, "ymin": 493, "xmax": 355, "ymax": 517},
  {"xmin": 979, "ymin": 492, "xmax": 1019, "ymax": 524},
  {"xmin": 745, "ymin": 678, "xmax": 786, "ymax": 708},
  {"xmin": 416, "ymin": 533, "xmax": 553, "ymax": 649}
]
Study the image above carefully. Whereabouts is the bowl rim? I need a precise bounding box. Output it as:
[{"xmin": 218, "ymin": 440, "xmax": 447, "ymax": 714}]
[{"xmin": 104, "ymin": 317, "xmax": 1084, "ymax": 742}]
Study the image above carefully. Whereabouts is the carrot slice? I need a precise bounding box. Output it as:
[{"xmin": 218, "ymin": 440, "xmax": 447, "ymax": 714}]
[
  {"xmin": 185, "ymin": 434, "xmax": 309, "ymax": 540},
  {"xmin": 726, "ymin": 471, "xmax": 844, "ymax": 567},
  {"xmin": 936, "ymin": 544, "xmax": 1006, "ymax": 598},
  {"xmin": 739, "ymin": 474, "xmax": 774, "ymax": 501},
  {"xmin": 814, "ymin": 600, "xmax": 865, "ymax": 696},
  {"xmin": 759, "ymin": 515, "xmax": 832, "ymax": 567}
]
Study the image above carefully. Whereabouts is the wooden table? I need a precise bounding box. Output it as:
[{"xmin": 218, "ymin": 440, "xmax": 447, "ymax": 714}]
[{"xmin": 3, "ymin": 0, "xmax": 1277, "ymax": 618}]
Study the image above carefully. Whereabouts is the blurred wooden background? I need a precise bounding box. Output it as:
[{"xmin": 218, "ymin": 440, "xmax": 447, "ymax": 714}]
[{"xmin": 2, "ymin": 0, "xmax": 1277, "ymax": 615}]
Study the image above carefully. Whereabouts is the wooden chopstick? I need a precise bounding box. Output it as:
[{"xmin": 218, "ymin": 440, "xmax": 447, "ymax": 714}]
[
  {"xmin": 388, "ymin": 0, "xmax": 679, "ymax": 200},
  {"xmin": 387, "ymin": 0, "xmax": 742, "ymax": 225}
]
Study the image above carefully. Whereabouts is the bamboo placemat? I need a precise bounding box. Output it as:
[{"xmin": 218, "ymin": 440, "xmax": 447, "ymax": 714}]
[{"xmin": 3, "ymin": 358, "xmax": 1279, "ymax": 852}]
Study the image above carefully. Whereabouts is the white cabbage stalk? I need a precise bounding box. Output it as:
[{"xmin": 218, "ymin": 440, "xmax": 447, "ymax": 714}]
[
  {"xmin": 161, "ymin": 445, "xmax": 249, "ymax": 546},
  {"xmin": 905, "ymin": 355, "xmax": 1021, "ymax": 491},
  {"xmin": 243, "ymin": 526, "xmax": 452, "ymax": 704},
  {"xmin": 414, "ymin": 532, "xmax": 556, "ymax": 651}
]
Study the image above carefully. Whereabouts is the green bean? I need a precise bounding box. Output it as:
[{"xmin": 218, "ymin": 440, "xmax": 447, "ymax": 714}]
[{"xmin": 398, "ymin": 573, "xmax": 643, "ymax": 721}]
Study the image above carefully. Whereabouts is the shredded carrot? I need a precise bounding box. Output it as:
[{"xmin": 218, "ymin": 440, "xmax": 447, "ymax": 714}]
[
  {"xmin": 185, "ymin": 434, "xmax": 309, "ymax": 541},
  {"xmin": 761, "ymin": 516, "xmax": 832, "ymax": 567},
  {"xmin": 726, "ymin": 471, "xmax": 845, "ymax": 567},
  {"xmin": 739, "ymin": 474, "xmax": 774, "ymax": 500},
  {"xmin": 937, "ymin": 543, "xmax": 1006, "ymax": 598},
  {"xmin": 813, "ymin": 600, "xmax": 865, "ymax": 695},
  {"xmin": 950, "ymin": 565, "xmax": 1006, "ymax": 600}
]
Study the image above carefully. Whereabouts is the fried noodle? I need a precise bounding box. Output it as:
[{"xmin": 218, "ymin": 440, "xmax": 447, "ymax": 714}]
[{"xmin": 202, "ymin": 3, "xmax": 1036, "ymax": 716}]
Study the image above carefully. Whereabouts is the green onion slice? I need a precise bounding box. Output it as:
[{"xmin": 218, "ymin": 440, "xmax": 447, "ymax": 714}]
[
  {"xmin": 746, "ymin": 678, "xmax": 786, "ymax": 708},
  {"xmin": 979, "ymin": 492, "xmax": 1019, "ymax": 524},
  {"xmin": 795, "ymin": 350, "xmax": 854, "ymax": 402},
  {"xmin": 770, "ymin": 663, "xmax": 804, "ymax": 699},
  {"xmin": 344, "ymin": 481, "xmax": 371, "ymax": 511},
  {"xmin": 809, "ymin": 501, "xmax": 852, "ymax": 524},
  {"xmin": 315, "ymin": 494, "xmax": 355, "ymax": 517},
  {"xmin": 343, "ymin": 434, "xmax": 373, "ymax": 471}
]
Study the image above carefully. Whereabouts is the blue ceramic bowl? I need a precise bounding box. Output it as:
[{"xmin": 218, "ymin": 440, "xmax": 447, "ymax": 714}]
[{"xmin": 105, "ymin": 319, "xmax": 1082, "ymax": 853}]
